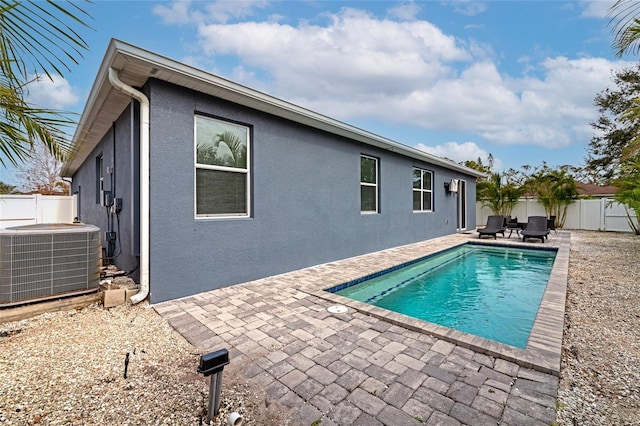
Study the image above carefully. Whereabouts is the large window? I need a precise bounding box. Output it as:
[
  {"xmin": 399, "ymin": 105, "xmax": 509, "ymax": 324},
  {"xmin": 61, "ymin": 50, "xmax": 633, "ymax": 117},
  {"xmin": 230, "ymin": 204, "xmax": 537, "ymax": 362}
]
[
  {"xmin": 413, "ymin": 168, "xmax": 433, "ymax": 212},
  {"xmin": 195, "ymin": 115, "xmax": 250, "ymax": 217},
  {"xmin": 361, "ymin": 155, "xmax": 378, "ymax": 213}
]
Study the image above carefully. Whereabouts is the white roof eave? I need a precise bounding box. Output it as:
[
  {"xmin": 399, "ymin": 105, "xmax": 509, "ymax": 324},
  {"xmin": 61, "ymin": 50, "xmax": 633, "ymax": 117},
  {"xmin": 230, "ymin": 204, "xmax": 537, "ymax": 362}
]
[{"xmin": 62, "ymin": 39, "xmax": 484, "ymax": 179}]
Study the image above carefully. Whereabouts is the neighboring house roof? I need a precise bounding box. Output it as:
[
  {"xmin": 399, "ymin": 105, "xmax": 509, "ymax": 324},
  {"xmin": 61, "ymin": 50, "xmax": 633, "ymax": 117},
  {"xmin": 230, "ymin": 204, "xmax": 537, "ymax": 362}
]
[
  {"xmin": 521, "ymin": 182, "xmax": 618, "ymax": 199},
  {"xmin": 576, "ymin": 182, "xmax": 618, "ymax": 197},
  {"xmin": 62, "ymin": 39, "xmax": 484, "ymax": 178}
]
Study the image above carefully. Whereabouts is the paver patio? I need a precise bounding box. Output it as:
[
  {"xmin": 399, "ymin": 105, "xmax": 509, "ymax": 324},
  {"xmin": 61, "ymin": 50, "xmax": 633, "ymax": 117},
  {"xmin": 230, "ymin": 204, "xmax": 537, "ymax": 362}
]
[{"xmin": 154, "ymin": 232, "xmax": 569, "ymax": 425}]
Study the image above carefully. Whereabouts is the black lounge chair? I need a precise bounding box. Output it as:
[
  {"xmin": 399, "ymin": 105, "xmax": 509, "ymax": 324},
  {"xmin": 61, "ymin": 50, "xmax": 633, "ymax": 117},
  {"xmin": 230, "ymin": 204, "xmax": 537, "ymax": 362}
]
[
  {"xmin": 521, "ymin": 216, "xmax": 550, "ymax": 243},
  {"xmin": 478, "ymin": 215, "xmax": 506, "ymax": 239},
  {"xmin": 547, "ymin": 215, "xmax": 557, "ymax": 235}
]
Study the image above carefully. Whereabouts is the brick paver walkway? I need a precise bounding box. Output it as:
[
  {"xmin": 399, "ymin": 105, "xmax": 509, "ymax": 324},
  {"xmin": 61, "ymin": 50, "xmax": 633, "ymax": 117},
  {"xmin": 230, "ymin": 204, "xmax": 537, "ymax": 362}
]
[{"xmin": 155, "ymin": 233, "xmax": 567, "ymax": 425}]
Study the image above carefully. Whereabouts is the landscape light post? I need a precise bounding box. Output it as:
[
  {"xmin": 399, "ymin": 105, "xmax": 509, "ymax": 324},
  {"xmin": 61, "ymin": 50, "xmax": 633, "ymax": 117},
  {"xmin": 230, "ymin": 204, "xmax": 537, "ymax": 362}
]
[{"xmin": 197, "ymin": 348, "xmax": 230, "ymax": 423}]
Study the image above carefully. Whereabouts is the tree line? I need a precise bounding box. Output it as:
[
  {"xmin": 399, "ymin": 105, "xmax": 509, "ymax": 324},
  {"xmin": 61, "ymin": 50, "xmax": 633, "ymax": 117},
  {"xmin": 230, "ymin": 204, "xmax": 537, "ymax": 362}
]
[
  {"xmin": 471, "ymin": 163, "xmax": 579, "ymax": 229},
  {"xmin": 471, "ymin": 1, "xmax": 640, "ymax": 234}
]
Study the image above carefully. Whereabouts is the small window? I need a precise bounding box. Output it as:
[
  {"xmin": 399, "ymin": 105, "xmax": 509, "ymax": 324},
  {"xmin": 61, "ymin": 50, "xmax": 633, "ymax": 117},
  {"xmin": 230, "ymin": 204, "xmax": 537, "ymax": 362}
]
[
  {"xmin": 195, "ymin": 115, "xmax": 250, "ymax": 217},
  {"xmin": 361, "ymin": 155, "xmax": 378, "ymax": 213},
  {"xmin": 413, "ymin": 168, "xmax": 433, "ymax": 212}
]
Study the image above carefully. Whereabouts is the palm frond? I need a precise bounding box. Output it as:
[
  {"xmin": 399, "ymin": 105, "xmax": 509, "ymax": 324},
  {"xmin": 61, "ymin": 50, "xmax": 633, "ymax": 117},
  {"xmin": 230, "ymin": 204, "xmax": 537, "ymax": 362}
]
[
  {"xmin": 609, "ymin": 0, "xmax": 640, "ymax": 57},
  {"xmin": 216, "ymin": 131, "xmax": 247, "ymax": 168},
  {"xmin": 0, "ymin": 0, "xmax": 91, "ymax": 82},
  {"xmin": 0, "ymin": 0, "xmax": 90, "ymax": 166},
  {"xmin": 0, "ymin": 83, "xmax": 75, "ymax": 166}
]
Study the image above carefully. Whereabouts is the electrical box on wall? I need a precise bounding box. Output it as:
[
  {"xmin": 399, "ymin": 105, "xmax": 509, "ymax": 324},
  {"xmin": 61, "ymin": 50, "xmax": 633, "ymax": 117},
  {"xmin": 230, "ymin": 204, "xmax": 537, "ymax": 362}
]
[{"xmin": 101, "ymin": 190, "xmax": 113, "ymax": 207}]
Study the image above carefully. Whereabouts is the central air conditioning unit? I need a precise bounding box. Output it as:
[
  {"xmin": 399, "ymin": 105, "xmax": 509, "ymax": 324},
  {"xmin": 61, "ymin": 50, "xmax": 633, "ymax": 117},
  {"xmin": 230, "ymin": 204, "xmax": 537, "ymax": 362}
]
[{"xmin": 0, "ymin": 223, "xmax": 101, "ymax": 306}]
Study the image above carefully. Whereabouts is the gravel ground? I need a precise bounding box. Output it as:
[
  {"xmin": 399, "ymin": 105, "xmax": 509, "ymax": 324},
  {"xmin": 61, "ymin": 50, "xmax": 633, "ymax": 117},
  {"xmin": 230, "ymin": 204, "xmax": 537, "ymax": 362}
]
[
  {"xmin": 0, "ymin": 230, "xmax": 638, "ymax": 425},
  {"xmin": 0, "ymin": 304, "xmax": 292, "ymax": 425},
  {"xmin": 556, "ymin": 230, "xmax": 640, "ymax": 425}
]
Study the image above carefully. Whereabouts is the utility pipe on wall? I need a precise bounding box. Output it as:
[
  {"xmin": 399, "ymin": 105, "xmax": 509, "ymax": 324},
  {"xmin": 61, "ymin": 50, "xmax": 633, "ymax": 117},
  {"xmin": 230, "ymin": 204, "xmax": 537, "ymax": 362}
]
[{"xmin": 108, "ymin": 67, "xmax": 150, "ymax": 304}]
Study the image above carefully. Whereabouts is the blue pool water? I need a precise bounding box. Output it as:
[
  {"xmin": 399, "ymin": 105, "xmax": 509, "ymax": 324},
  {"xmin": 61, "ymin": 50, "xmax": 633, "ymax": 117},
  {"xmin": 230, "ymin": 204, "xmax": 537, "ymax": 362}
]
[{"xmin": 328, "ymin": 243, "xmax": 557, "ymax": 348}]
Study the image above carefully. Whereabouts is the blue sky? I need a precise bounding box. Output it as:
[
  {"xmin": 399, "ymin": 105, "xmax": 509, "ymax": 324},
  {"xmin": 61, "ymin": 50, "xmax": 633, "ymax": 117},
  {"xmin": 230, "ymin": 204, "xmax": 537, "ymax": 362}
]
[{"xmin": 1, "ymin": 0, "xmax": 635, "ymax": 184}]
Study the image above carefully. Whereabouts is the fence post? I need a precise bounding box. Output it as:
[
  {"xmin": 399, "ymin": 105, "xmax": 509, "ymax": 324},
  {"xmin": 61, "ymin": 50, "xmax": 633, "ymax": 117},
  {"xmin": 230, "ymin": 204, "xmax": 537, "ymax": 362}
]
[
  {"xmin": 578, "ymin": 199, "xmax": 583, "ymax": 230},
  {"xmin": 35, "ymin": 194, "xmax": 42, "ymax": 224},
  {"xmin": 72, "ymin": 193, "xmax": 78, "ymax": 222}
]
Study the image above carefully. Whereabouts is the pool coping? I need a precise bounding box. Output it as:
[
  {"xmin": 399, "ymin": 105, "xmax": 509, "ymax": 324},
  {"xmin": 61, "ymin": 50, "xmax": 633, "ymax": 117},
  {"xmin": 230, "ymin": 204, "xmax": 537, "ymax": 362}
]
[{"xmin": 304, "ymin": 231, "xmax": 570, "ymax": 376}]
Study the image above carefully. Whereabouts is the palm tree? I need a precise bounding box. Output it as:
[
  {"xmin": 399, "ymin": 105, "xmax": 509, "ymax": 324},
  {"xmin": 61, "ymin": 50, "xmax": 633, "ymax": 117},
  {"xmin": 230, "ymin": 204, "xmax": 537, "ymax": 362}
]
[
  {"xmin": 476, "ymin": 172, "xmax": 525, "ymax": 217},
  {"xmin": 607, "ymin": 1, "xmax": 640, "ymax": 232},
  {"xmin": 525, "ymin": 168, "xmax": 578, "ymax": 228},
  {"xmin": 613, "ymin": 158, "xmax": 640, "ymax": 234},
  {"xmin": 213, "ymin": 131, "xmax": 247, "ymax": 168},
  {"xmin": 0, "ymin": 0, "xmax": 91, "ymax": 167},
  {"xmin": 609, "ymin": 1, "xmax": 640, "ymax": 159},
  {"xmin": 610, "ymin": 0, "xmax": 640, "ymax": 57},
  {"xmin": 197, "ymin": 131, "xmax": 247, "ymax": 168}
]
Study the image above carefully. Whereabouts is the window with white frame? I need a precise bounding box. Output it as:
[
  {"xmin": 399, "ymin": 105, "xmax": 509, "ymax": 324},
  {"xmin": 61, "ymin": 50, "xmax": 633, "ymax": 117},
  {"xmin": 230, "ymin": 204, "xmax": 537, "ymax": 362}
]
[
  {"xmin": 195, "ymin": 115, "xmax": 250, "ymax": 217},
  {"xmin": 413, "ymin": 168, "xmax": 433, "ymax": 212},
  {"xmin": 360, "ymin": 155, "xmax": 378, "ymax": 213}
]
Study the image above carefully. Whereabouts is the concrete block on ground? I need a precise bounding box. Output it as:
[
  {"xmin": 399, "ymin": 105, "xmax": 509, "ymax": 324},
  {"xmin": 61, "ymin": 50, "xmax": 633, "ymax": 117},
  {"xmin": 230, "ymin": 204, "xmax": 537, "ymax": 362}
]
[
  {"xmin": 103, "ymin": 289, "xmax": 125, "ymax": 308},
  {"xmin": 125, "ymin": 288, "xmax": 138, "ymax": 303}
]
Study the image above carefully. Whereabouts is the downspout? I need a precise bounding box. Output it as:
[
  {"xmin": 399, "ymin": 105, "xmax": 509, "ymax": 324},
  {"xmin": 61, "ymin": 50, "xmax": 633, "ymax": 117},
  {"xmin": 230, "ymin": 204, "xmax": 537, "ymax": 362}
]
[{"xmin": 108, "ymin": 67, "xmax": 150, "ymax": 304}]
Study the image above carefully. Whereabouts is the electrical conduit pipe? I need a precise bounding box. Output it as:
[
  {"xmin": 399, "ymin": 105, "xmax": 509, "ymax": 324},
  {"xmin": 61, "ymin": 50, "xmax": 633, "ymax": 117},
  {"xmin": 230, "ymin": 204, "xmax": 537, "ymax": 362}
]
[{"xmin": 108, "ymin": 67, "xmax": 150, "ymax": 304}]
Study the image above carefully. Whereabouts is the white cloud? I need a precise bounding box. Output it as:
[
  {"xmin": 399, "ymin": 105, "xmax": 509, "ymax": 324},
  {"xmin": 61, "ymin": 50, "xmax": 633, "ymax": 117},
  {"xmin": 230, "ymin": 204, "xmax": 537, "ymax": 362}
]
[
  {"xmin": 580, "ymin": 0, "xmax": 615, "ymax": 18},
  {"xmin": 152, "ymin": 1, "xmax": 194, "ymax": 24},
  {"xmin": 156, "ymin": 4, "xmax": 633, "ymax": 151},
  {"xmin": 196, "ymin": 9, "xmax": 470, "ymax": 103},
  {"xmin": 25, "ymin": 74, "xmax": 79, "ymax": 110},
  {"xmin": 388, "ymin": 2, "xmax": 421, "ymax": 21},
  {"xmin": 464, "ymin": 38, "xmax": 495, "ymax": 60},
  {"xmin": 450, "ymin": 1, "xmax": 487, "ymax": 17},
  {"xmin": 153, "ymin": 0, "xmax": 268, "ymax": 25},
  {"xmin": 307, "ymin": 55, "xmax": 630, "ymax": 149},
  {"xmin": 202, "ymin": 0, "xmax": 268, "ymax": 24},
  {"xmin": 415, "ymin": 141, "xmax": 502, "ymax": 170}
]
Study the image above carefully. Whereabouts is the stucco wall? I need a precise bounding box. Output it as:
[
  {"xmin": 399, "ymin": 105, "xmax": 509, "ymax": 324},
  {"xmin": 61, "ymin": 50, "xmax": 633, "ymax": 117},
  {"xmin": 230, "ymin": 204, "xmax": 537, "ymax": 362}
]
[
  {"xmin": 70, "ymin": 102, "xmax": 139, "ymax": 278},
  {"xmin": 146, "ymin": 79, "xmax": 477, "ymax": 303}
]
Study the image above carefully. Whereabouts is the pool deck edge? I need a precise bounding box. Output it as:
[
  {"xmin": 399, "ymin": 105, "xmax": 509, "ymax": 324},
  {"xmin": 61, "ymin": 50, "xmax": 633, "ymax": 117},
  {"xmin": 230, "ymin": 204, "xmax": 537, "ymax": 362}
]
[
  {"xmin": 155, "ymin": 231, "xmax": 565, "ymax": 425},
  {"xmin": 305, "ymin": 231, "xmax": 570, "ymax": 376}
]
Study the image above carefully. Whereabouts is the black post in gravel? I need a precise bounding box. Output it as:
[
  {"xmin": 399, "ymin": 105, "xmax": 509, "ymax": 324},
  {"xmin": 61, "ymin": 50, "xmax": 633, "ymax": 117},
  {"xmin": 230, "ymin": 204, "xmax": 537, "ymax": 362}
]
[
  {"xmin": 124, "ymin": 352, "xmax": 130, "ymax": 379},
  {"xmin": 197, "ymin": 348, "xmax": 230, "ymax": 423}
]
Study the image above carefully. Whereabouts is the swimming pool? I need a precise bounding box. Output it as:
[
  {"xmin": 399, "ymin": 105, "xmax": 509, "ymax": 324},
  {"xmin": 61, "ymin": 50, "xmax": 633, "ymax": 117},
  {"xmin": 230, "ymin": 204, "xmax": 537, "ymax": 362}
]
[{"xmin": 326, "ymin": 243, "xmax": 557, "ymax": 348}]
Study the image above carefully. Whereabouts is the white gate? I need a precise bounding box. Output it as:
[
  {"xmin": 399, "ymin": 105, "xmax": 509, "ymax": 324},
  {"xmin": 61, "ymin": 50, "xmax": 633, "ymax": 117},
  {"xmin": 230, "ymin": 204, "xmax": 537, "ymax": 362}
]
[{"xmin": 603, "ymin": 199, "xmax": 636, "ymax": 232}]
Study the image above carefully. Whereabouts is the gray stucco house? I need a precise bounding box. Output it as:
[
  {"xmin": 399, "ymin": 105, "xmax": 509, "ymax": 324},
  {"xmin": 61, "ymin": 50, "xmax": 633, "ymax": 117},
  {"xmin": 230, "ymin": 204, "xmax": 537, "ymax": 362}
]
[{"xmin": 62, "ymin": 39, "xmax": 484, "ymax": 304}]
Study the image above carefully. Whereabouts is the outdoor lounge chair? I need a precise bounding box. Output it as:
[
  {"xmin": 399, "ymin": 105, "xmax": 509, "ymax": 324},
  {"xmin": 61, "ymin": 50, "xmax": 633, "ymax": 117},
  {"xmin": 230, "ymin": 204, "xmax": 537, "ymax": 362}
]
[
  {"xmin": 547, "ymin": 215, "xmax": 558, "ymax": 235},
  {"xmin": 478, "ymin": 215, "xmax": 506, "ymax": 239},
  {"xmin": 521, "ymin": 216, "xmax": 550, "ymax": 243}
]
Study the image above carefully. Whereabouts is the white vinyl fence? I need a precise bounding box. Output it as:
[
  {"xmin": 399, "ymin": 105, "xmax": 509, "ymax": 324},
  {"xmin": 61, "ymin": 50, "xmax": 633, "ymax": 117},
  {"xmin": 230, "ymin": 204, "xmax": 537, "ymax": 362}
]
[
  {"xmin": 0, "ymin": 194, "xmax": 77, "ymax": 229},
  {"xmin": 3, "ymin": 194, "xmax": 636, "ymax": 233},
  {"xmin": 476, "ymin": 198, "xmax": 638, "ymax": 233}
]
